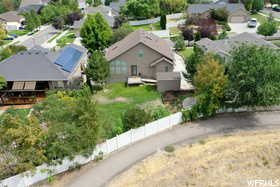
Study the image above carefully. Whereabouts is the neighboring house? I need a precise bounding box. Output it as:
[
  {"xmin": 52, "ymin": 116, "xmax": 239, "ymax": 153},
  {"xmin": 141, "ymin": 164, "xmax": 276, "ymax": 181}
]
[
  {"xmin": 72, "ymin": 5, "xmax": 117, "ymax": 35},
  {"xmin": 85, "ymin": 5, "xmax": 118, "ymax": 27},
  {"xmin": 187, "ymin": 3, "xmax": 248, "ymax": 23},
  {"xmin": 109, "ymin": 0, "xmax": 127, "ymax": 13},
  {"xmin": 0, "ymin": 11, "xmax": 25, "ymax": 31},
  {"xmin": 19, "ymin": 0, "xmax": 49, "ymax": 13},
  {"xmin": 196, "ymin": 32, "xmax": 279, "ymax": 58},
  {"xmin": 105, "ymin": 29, "xmax": 175, "ymax": 82},
  {"xmin": 0, "ymin": 44, "xmax": 87, "ymax": 105}
]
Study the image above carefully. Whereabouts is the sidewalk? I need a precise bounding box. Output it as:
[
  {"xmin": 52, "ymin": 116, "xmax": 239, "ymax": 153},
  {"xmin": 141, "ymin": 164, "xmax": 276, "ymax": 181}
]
[{"xmin": 66, "ymin": 111, "xmax": 280, "ymax": 187}]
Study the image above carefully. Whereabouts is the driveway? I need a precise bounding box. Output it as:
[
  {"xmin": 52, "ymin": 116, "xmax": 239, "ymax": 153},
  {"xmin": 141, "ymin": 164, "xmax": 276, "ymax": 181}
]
[
  {"xmin": 262, "ymin": 8, "xmax": 280, "ymax": 19},
  {"xmin": 65, "ymin": 111, "xmax": 280, "ymax": 187},
  {"xmin": 228, "ymin": 22, "xmax": 259, "ymax": 34}
]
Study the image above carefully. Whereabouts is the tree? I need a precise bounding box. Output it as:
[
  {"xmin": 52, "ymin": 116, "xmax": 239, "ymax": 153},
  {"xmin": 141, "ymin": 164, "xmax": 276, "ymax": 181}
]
[
  {"xmin": 86, "ymin": 51, "xmax": 110, "ymax": 85},
  {"xmin": 80, "ymin": 13, "xmax": 113, "ymax": 52},
  {"xmin": 0, "ymin": 76, "xmax": 6, "ymax": 89},
  {"xmin": 160, "ymin": 0, "xmax": 187, "ymax": 14},
  {"xmin": 53, "ymin": 16, "xmax": 65, "ymax": 29},
  {"xmin": 23, "ymin": 10, "xmax": 41, "ymax": 31},
  {"xmin": 122, "ymin": 0, "xmax": 160, "ymax": 19},
  {"xmin": 0, "ymin": 24, "xmax": 6, "ymax": 40},
  {"xmin": 160, "ymin": 14, "xmax": 167, "ymax": 29},
  {"xmin": 195, "ymin": 31, "xmax": 201, "ymax": 41},
  {"xmin": 194, "ymin": 55, "xmax": 228, "ymax": 117},
  {"xmin": 174, "ymin": 35, "xmax": 185, "ymax": 51},
  {"xmin": 182, "ymin": 27, "xmax": 194, "ymax": 41},
  {"xmin": 122, "ymin": 106, "xmax": 152, "ymax": 131},
  {"xmin": 111, "ymin": 23, "xmax": 133, "ymax": 44},
  {"xmin": 105, "ymin": 0, "xmax": 111, "ymax": 6},
  {"xmin": 257, "ymin": 20, "xmax": 278, "ymax": 36},
  {"xmin": 252, "ymin": 0, "xmax": 264, "ymax": 11},
  {"xmin": 227, "ymin": 44, "xmax": 280, "ymax": 107},
  {"xmin": 185, "ymin": 44, "xmax": 204, "ymax": 81},
  {"xmin": 66, "ymin": 12, "xmax": 83, "ymax": 25},
  {"xmin": 211, "ymin": 8, "xmax": 228, "ymax": 21}
]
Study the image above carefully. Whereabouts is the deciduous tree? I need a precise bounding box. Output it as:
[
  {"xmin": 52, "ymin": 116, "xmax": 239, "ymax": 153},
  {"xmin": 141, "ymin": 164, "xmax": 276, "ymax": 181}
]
[{"xmin": 80, "ymin": 13, "xmax": 113, "ymax": 52}]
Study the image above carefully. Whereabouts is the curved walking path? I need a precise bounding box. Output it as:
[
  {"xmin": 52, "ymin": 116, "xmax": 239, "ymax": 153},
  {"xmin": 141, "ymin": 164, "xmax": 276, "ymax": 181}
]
[{"xmin": 67, "ymin": 111, "xmax": 280, "ymax": 187}]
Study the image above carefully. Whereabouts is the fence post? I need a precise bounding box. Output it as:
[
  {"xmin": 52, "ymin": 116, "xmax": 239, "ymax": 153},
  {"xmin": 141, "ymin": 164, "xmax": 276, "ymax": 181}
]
[
  {"xmin": 116, "ymin": 135, "xmax": 119, "ymax": 149},
  {"xmin": 130, "ymin": 129, "xmax": 133, "ymax": 144}
]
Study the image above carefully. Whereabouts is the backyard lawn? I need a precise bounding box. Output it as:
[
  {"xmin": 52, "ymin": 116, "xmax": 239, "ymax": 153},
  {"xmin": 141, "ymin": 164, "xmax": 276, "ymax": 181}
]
[
  {"xmin": 132, "ymin": 22, "xmax": 161, "ymax": 31},
  {"xmin": 8, "ymin": 30, "xmax": 29, "ymax": 36},
  {"xmin": 178, "ymin": 47, "xmax": 194, "ymax": 59},
  {"xmin": 56, "ymin": 31, "xmax": 76, "ymax": 48},
  {"xmin": 95, "ymin": 83, "xmax": 162, "ymax": 135}
]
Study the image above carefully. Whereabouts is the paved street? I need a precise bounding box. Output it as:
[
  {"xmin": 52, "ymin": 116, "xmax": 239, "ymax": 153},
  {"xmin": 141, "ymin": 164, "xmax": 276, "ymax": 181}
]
[
  {"xmin": 66, "ymin": 111, "xmax": 280, "ymax": 187},
  {"xmin": 21, "ymin": 25, "xmax": 58, "ymax": 49}
]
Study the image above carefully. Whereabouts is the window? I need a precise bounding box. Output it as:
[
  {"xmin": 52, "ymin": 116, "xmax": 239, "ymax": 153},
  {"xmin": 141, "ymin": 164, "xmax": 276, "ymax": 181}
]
[
  {"xmin": 165, "ymin": 66, "xmax": 171, "ymax": 72},
  {"xmin": 138, "ymin": 50, "xmax": 144, "ymax": 59},
  {"xmin": 110, "ymin": 60, "xmax": 128, "ymax": 75}
]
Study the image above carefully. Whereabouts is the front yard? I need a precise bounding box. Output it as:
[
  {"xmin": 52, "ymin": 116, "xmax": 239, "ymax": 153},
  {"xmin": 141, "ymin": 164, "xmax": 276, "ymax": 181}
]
[
  {"xmin": 95, "ymin": 83, "xmax": 163, "ymax": 135},
  {"xmin": 250, "ymin": 14, "xmax": 267, "ymax": 24},
  {"xmin": 132, "ymin": 22, "xmax": 161, "ymax": 31}
]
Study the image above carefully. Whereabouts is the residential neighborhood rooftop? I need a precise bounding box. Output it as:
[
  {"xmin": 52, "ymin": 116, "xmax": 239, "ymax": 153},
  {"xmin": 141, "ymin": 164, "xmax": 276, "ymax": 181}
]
[
  {"xmin": 0, "ymin": 11, "xmax": 24, "ymax": 22},
  {"xmin": 187, "ymin": 3, "xmax": 245, "ymax": 14},
  {"xmin": 105, "ymin": 29, "xmax": 174, "ymax": 61},
  {"xmin": 196, "ymin": 32, "xmax": 279, "ymax": 56},
  {"xmin": 0, "ymin": 44, "xmax": 87, "ymax": 82}
]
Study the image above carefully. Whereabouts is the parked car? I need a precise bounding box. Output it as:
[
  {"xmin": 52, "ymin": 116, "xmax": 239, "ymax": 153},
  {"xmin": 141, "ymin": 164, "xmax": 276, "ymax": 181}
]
[
  {"xmin": 272, "ymin": 5, "xmax": 280, "ymax": 12},
  {"xmin": 3, "ymin": 37, "xmax": 14, "ymax": 40},
  {"xmin": 9, "ymin": 34, "xmax": 18, "ymax": 38},
  {"xmin": 247, "ymin": 18, "xmax": 257, "ymax": 28}
]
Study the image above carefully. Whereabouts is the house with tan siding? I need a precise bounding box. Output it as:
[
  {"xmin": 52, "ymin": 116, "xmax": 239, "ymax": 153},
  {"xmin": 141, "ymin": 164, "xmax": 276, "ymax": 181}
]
[{"xmin": 105, "ymin": 29, "xmax": 175, "ymax": 82}]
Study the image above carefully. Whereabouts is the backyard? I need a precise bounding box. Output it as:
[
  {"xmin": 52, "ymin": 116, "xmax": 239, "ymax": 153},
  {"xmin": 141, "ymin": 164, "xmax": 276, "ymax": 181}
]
[
  {"xmin": 132, "ymin": 22, "xmax": 161, "ymax": 31},
  {"xmin": 94, "ymin": 83, "xmax": 163, "ymax": 135},
  {"xmin": 178, "ymin": 47, "xmax": 194, "ymax": 59}
]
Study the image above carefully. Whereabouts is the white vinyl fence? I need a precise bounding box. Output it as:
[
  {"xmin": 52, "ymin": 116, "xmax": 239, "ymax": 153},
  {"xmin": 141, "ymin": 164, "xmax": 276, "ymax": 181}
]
[
  {"xmin": 166, "ymin": 13, "xmax": 184, "ymax": 20},
  {"xmin": 0, "ymin": 112, "xmax": 183, "ymax": 187},
  {"xmin": 128, "ymin": 17, "xmax": 160, "ymax": 26}
]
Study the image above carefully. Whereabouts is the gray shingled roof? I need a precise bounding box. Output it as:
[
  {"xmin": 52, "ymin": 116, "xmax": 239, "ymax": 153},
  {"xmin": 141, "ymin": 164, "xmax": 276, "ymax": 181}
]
[
  {"xmin": 18, "ymin": 4, "xmax": 44, "ymax": 13},
  {"xmin": 109, "ymin": 0, "xmax": 127, "ymax": 13},
  {"xmin": 105, "ymin": 29, "xmax": 174, "ymax": 62},
  {"xmin": 0, "ymin": 44, "xmax": 87, "ymax": 82},
  {"xmin": 188, "ymin": 3, "xmax": 245, "ymax": 14},
  {"xmin": 196, "ymin": 32, "xmax": 279, "ymax": 56},
  {"xmin": 19, "ymin": 0, "xmax": 43, "ymax": 8},
  {"xmin": 0, "ymin": 11, "xmax": 24, "ymax": 22}
]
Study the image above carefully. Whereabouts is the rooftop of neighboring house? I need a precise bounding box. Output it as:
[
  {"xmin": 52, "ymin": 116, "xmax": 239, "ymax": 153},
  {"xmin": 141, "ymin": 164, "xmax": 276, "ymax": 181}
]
[
  {"xmin": 187, "ymin": 3, "xmax": 246, "ymax": 14},
  {"xmin": 0, "ymin": 44, "xmax": 87, "ymax": 82},
  {"xmin": 0, "ymin": 11, "xmax": 24, "ymax": 22},
  {"xmin": 86, "ymin": 5, "xmax": 119, "ymax": 16},
  {"xmin": 196, "ymin": 32, "xmax": 279, "ymax": 56},
  {"xmin": 19, "ymin": 0, "xmax": 49, "ymax": 8},
  {"xmin": 105, "ymin": 29, "xmax": 174, "ymax": 62},
  {"xmin": 109, "ymin": 0, "xmax": 127, "ymax": 13}
]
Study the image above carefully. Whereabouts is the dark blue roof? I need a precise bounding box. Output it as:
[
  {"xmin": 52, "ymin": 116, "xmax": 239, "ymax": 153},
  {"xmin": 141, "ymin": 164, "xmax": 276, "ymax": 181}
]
[{"xmin": 54, "ymin": 47, "xmax": 83, "ymax": 73}]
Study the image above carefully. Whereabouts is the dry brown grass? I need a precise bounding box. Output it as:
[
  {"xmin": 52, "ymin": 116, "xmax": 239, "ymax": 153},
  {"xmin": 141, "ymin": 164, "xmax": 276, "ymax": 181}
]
[{"xmin": 108, "ymin": 130, "xmax": 280, "ymax": 187}]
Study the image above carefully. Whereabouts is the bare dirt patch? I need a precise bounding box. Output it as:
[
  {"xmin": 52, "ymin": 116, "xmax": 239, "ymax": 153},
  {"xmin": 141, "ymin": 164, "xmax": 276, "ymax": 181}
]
[
  {"xmin": 108, "ymin": 130, "xmax": 280, "ymax": 187},
  {"xmin": 94, "ymin": 96, "xmax": 130, "ymax": 105}
]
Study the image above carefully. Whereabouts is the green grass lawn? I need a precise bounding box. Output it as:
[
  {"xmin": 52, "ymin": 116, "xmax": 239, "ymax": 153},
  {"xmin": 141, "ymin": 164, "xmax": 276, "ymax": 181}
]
[
  {"xmin": 178, "ymin": 47, "xmax": 194, "ymax": 59},
  {"xmin": 8, "ymin": 30, "xmax": 29, "ymax": 36},
  {"xmin": 169, "ymin": 27, "xmax": 181, "ymax": 36},
  {"xmin": 132, "ymin": 22, "xmax": 161, "ymax": 31},
  {"xmin": 250, "ymin": 14, "xmax": 267, "ymax": 24},
  {"xmin": 272, "ymin": 40, "xmax": 280, "ymax": 47},
  {"xmin": 48, "ymin": 32, "xmax": 62, "ymax": 43},
  {"xmin": 56, "ymin": 31, "xmax": 76, "ymax": 48},
  {"xmin": 95, "ymin": 83, "xmax": 161, "ymax": 135}
]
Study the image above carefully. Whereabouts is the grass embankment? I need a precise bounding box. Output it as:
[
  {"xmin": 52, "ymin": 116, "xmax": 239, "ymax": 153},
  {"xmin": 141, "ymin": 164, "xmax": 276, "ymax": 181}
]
[
  {"xmin": 95, "ymin": 83, "xmax": 161, "ymax": 133},
  {"xmin": 132, "ymin": 22, "xmax": 161, "ymax": 31},
  {"xmin": 109, "ymin": 130, "xmax": 280, "ymax": 187}
]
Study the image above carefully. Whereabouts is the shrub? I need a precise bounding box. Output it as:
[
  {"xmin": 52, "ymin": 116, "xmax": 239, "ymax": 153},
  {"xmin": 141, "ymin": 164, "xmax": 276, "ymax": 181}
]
[
  {"xmin": 257, "ymin": 21, "xmax": 278, "ymax": 36},
  {"xmin": 195, "ymin": 31, "xmax": 201, "ymax": 41},
  {"xmin": 164, "ymin": 145, "xmax": 175, "ymax": 152},
  {"xmin": 160, "ymin": 14, "xmax": 167, "ymax": 30},
  {"xmin": 150, "ymin": 106, "xmax": 171, "ymax": 120},
  {"xmin": 182, "ymin": 27, "xmax": 194, "ymax": 41},
  {"xmin": 173, "ymin": 36, "xmax": 185, "ymax": 51},
  {"xmin": 122, "ymin": 106, "xmax": 153, "ymax": 131},
  {"xmin": 211, "ymin": 8, "xmax": 228, "ymax": 21}
]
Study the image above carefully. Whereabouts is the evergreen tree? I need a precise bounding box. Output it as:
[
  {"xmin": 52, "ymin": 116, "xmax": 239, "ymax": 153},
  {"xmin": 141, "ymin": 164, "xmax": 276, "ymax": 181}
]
[
  {"xmin": 160, "ymin": 14, "xmax": 167, "ymax": 30},
  {"xmin": 86, "ymin": 51, "xmax": 110, "ymax": 85}
]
